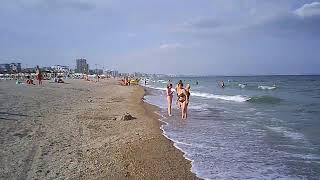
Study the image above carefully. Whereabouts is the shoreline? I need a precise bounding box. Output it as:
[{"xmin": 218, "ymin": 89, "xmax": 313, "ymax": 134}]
[
  {"xmin": 0, "ymin": 79, "xmax": 199, "ymax": 179},
  {"xmin": 142, "ymin": 86, "xmax": 202, "ymax": 178},
  {"xmin": 116, "ymin": 84, "xmax": 199, "ymax": 179}
]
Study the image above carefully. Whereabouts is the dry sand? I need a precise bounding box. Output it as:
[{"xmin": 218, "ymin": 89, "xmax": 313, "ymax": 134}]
[{"xmin": 0, "ymin": 79, "xmax": 198, "ymax": 179}]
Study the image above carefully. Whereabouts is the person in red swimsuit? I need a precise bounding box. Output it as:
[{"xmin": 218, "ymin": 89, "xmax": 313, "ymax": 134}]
[{"xmin": 35, "ymin": 65, "xmax": 43, "ymax": 85}]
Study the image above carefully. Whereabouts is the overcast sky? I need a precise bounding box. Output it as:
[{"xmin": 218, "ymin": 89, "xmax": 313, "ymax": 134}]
[{"xmin": 0, "ymin": 0, "xmax": 320, "ymax": 75}]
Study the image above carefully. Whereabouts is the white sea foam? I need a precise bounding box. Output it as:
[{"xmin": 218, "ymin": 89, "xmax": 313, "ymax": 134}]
[
  {"xmin": 147, "ymin": 86, "xmax": 167, "ymax": 91},
  {"xmin": 153, "ymin": 111, "xmax": 198, "ymax": 177},
  {"xmin": 157, "ymin": 80, "xmax": 168, "ymax": 84},
  {"xmin": 267, "ymin": 126, "xmax": 305, "ymax": 141},
  {"xmin": 191, "ymin": 91, "xmax": 250, "ymax": 102},
  {"xmin": 148, "ymin": 85, "xmax": 250, "ymax": 102},
  {"xmin": 258, "ymin": 85, "xmax": 277, "ymax": 90},
  {"xmin": 188, "ymin": 105, "xmax": 208, "ymax": 110},
  {"xmin": 147, "ymin": 85, "xmax": 177, "ymax": 92},
  {"xmin": 239, "ymin": 83, "xmax": 247, "ymax": 88}
]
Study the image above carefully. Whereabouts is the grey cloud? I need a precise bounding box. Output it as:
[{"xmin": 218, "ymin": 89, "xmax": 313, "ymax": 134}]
[
  {"xmin": 295, "ymin": 2, "xmax": 320, "ymax": 17},
  {"xmin": 17, "ymin": 0, "xmax": 95, "ymax": 11},
  {"xmin": 182, "ymin": 17, "xmax": 222, "ymax": 29},
  {"xmin": 174, "ymin": 17, "xmax": 242, "ymax": 35},
  {"xmin": 175, "ymin": 2, "xmax": 320, "ymax": 37},
  {"xmin": 250, "ymin": 5, "xmax": 320, "ymax": 36},
  {"xmin": 159, "ymin": 43, "xmax": 182, "ymax": 49}
]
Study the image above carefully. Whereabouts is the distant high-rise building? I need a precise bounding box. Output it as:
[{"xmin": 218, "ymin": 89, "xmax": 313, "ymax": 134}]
[
  {"xmin": 105, "ymin": 70, "xmax": 119, "ymax": 77},
  {"xmin": 0, "ymin": 64, "xmax": 10, "ymax": 73},
  {"xmin": 0, "ymin": 62, "xmax": 21, "ymax": 73},
  {"xmin": 111, "ymin": 70, "xmax": 119, "ymax": 77},
  {"xmin": 76, "ymin": 58, "xmax": 89, "ymax": 74}
]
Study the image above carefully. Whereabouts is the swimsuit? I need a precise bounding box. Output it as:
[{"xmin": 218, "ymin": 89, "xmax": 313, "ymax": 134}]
[
  {"xmin": 178, "ymin": 92, "xmax": 186, "ymax": 103},
  {"xmin": 186, "ymin": 90, "xmax": 190, "ymax": 99},
  {"xmin": 167, "ymin": 88, "xmax": 173, "ymax": 97}
]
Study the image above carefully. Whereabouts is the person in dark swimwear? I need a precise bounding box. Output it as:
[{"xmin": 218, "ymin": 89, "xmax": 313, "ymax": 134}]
[
  {"xmin": 175, "ymin": 80, "xmax": 183, "ymax": 109},
  {"xmin": 220, "ymin": 81, "xmax": 225, "ymax": 88},
  {"xmin": 177, "ymin": 81, "xmax": 189, "ymax": 119},
  {"xmin": 185, "ymin": 84, "xmax": 191, "ymax": 118},
  {"xmin": 97, "ymin": 75, "xmax": 100, "ymax": 82}
]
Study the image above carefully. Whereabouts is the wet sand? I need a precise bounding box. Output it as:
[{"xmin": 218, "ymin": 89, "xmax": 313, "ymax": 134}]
[{"xmin": 0, "ymin": 79, "xmax": 198, "ymax": 179}]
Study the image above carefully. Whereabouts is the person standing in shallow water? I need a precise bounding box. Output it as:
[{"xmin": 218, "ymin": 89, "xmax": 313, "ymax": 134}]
[
  {"xmin": 220, "ymin": 80, "xmax": 225, "ymax": 88},
  {"xmin": 177, "ymin": 81, "xmax": 189, "ymax": 119},
  {"xmin": 185, "ymin": 84, "xmax": 191, "ymax": 118},
  {"xmin": 166, "ymin": 84, "xmax": 174, "ymax": 116},
  {"xmin": 175, "ymin": 80, "xmax": 182, "ymax": 109}
]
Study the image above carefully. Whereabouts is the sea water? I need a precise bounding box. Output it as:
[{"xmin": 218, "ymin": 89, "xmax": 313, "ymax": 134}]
[{"xmin": 143, "ymin": 76, "xmax": 320, "ymax": 180}]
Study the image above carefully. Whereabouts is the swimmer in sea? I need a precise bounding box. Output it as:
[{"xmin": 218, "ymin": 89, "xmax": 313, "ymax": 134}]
[{"xmin": 220, "ymin": 81, "xmax": 225, "ymax": 88}]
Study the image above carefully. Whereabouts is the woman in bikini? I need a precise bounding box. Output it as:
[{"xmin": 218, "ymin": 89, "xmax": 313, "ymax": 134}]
[
  {"xmin": 175, "ymin": 80, "xmax": 183, "ymax": 109},
  {"xmin": 166, "ymin": 84, "xmax": 173, "ymax": 116},
  {"xmin": 177, "ymin": 81, "xmax": 189, "ymax": 119}
]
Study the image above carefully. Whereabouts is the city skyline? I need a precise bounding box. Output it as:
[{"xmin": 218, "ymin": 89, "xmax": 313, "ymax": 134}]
[{"xmin": 1, "ymin": 1, "xmax": 320, "ymax": 75}]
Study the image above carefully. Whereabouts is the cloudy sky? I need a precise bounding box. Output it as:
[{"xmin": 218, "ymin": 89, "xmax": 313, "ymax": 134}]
[{"xmin": 0, "ymin": 0, "xmax": 319, "ymax": 75}]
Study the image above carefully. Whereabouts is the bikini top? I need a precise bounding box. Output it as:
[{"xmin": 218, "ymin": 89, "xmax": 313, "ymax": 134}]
[
  {"xmin": 167, "ymin": 88, "xmax": 173, "ymax": 96},
  {"xmin": 178, "ymin": 90, "xmax": 186, "ymax": 98}
]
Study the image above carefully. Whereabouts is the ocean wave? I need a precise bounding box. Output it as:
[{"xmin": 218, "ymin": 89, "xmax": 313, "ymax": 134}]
[
  {"xmin": 188, "ymin": 105, "xmax": 209, "ymax": 110},
  {"xmin": 267, "ymin": 126, "xmax": 305, "ymax": 141},
  {"xmin": 247, "ymin": 96, "xmax": 282, "ymax": 104},
  {"xmin": 146, "ymin": 85, "xmax": 177, "ymax": 92},
  {"xmin": 146, "ymin": 86, "xmax": 167, "ymax": 91},
  {"xmin": 157, "ymin": 80, "xmax": 168, "ymax": 84},
  {"xmin": 191, "ymin": 92, "xmax": 250, "ymax": 102},
  {"xmin": 146, "ymin": 85, "xmax": 282, "ymax": 104},
  {"xmin": 258, "ymin": 85, "xmax": 277, "ymax": 90}
]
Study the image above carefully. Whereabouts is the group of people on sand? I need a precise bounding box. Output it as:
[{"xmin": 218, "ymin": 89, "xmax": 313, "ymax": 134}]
[
  {"xmin": 120, "ymin": 77, "xmax": 131, "ymax": 86},
  {"xmin": 25, "ymin": 65, "xmax": 43, "ymax": 85},
  {"xmin": 166, "ymin": 80, "xmax": 191, "ymax": 119},
  {"xmin": 120, "ymin": 77, "xmax": 140, "ymax": 86},
  {"xmin": 24, "ymin": 65, "xmax": 67, "ymax": 85}
]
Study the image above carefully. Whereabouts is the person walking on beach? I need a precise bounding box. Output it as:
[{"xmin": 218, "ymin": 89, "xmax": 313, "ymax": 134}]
[
  {"xmin": 97, "ymin": 75, "xmax": 100, "ymax": 82},
  {"xmin": 35, "ymin": 65, "xmax": 43, "ymax": 85},
  {"xmin": 166, "ymin": 84, "xmax": 174, "ymax": 116},
  {"xmin": 177, "ymin": 81, "xmax": 189, "ymax": 119}
]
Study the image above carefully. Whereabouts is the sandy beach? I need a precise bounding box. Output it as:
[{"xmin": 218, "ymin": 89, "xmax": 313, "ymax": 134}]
[{"xmin": 0, "ymin": 79, "xmax": 198, "ymax": 179}]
